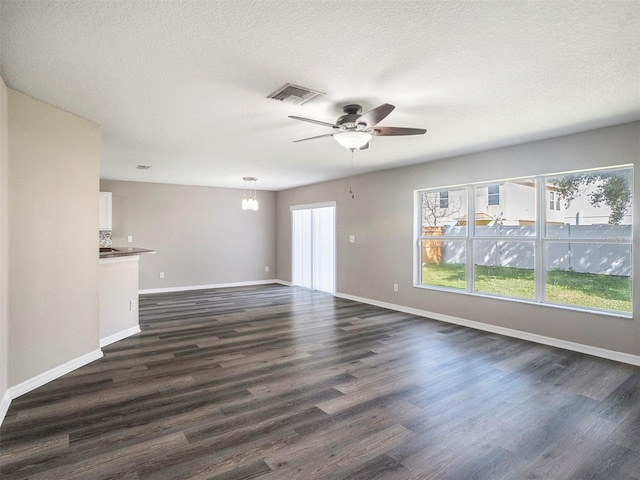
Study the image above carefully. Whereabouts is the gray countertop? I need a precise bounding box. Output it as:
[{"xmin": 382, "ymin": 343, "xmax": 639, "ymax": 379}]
[{"xmin": 99, "ymin": 246, "xmax": 156, "ymax": 259}]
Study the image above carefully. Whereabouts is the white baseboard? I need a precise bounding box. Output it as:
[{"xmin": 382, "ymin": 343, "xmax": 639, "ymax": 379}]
[
  {"xmin": 0, "ymin": 391, "xmax": 11, "ymax": 427},
  {"xmin": 336, "ymin": 292, "xmax": 640, "ymax": 367},
  {"xmin": 100, "ymin": 326, "xmax": 141, "ymax": 348},
  {"xmin": 0, "ymin": 348, "xmax": 103, "ymax": 426},
  {"xmin": 139, "ymin": 279, "xmax": 282, "ymax": 295}
]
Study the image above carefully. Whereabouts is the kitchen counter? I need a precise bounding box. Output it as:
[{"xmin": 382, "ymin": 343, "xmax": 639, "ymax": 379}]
[{"xmin": 99, "ymin": 246, "xmax": 155, "ymax": 259}]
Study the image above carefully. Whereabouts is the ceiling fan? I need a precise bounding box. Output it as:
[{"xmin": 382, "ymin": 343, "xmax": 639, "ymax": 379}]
[{"xmin": 289, "ymin": 103, "xmax": 426, "ymax": 150}]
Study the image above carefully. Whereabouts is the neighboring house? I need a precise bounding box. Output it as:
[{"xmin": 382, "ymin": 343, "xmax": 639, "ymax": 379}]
[
  {"xmin": 425, "ymin": 178, "xmax": 632, "ymax": 229},
  {"xmin": 423, "ymin": 181, "xmax": 565, "ymax": 228},
  {"xmin": 559, "ymin": 182, "xmax": 633, "ymax": 226}
]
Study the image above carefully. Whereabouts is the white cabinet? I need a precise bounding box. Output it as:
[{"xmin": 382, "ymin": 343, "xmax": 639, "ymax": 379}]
[{"xmin": 99, "ymin": 191, "xmax": 112, "ymax": 230}]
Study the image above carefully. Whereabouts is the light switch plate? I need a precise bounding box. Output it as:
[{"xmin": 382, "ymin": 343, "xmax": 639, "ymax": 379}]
[{"xmin": 349, "ymin": 235, "xmax": 355, "ymax": 243}]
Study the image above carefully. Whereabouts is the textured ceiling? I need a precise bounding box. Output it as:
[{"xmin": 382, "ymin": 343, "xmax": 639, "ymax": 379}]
[{"xmin": 1, "ymin": 0, "xmax": 638, "ymax": 191}]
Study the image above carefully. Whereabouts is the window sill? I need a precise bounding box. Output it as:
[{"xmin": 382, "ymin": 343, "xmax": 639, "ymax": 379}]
[{"xmin": 413, "ymin": 283, "xmax": 633, "ymax": 319}]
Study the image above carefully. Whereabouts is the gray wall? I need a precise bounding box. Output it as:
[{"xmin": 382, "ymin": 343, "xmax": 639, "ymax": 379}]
[
  {"xmin": 100, "ymin": 180, "xmax": 276, "ymax": 290},
  {"xmin": 276, "ymin": 122, "xmax": 640, "ymax": 356},
  {"xmin": 0, "ymin": 77, "xmax": 8, "ymax": 406},
  {"xmin": 8, "ymin": 90, "xmax": 101, "ymax": 386}
]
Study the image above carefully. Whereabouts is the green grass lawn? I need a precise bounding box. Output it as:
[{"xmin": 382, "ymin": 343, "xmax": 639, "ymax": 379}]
[{"xmin": 422, "ymin": 263, "xmax": 632, "ymax": 313}]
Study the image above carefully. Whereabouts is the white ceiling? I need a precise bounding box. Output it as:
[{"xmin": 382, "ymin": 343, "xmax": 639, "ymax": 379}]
[{"xmin": 1, "ymin": 1, "xmax": 638, "ymax": 191}]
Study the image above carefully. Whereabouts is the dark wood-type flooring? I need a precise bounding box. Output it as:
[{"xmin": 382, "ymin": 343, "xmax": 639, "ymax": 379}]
[{"xmin": 1, "ymin": 284, "xmax": 639, "ymax": 479}]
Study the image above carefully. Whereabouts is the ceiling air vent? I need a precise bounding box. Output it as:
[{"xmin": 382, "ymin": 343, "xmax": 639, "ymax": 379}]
[
  {"xmin": 267, "ymin": 83, "xmax": 324, "ymax": 105},
  {"xmin": 135, "ymin": 165, "xmax": 152, "ymax": 170}
]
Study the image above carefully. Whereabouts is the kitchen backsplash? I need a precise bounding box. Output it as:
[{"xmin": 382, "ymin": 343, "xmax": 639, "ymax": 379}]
[{"xmin": 99, "ymin": 230, "xmax": 112, "ymax": 247}]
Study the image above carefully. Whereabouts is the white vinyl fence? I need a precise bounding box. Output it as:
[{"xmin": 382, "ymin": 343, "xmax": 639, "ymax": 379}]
[{"xmin": 433, "ymin": 225, "xmax": 632, "ymax": 276}]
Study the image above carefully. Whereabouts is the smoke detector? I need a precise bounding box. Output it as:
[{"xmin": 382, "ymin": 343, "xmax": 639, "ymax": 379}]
[{"xmin": 267, "ymin": 83, "xmax": 324, "ymax": 105}]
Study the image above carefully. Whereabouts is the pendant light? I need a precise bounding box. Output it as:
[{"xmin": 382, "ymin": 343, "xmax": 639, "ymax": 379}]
[{"xmin": 241, "ymin": 177, "xmax": 259, "ymax": 211}]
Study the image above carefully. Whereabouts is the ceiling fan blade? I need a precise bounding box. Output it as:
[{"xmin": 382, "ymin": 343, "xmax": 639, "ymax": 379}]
[
  {"xmin": 373, "ymin": 126, "xmax": 427, "ymax": 136},
  {"xmin": 293, "ymin": 133, "xmax": 335, "ymax": 143},
  {"xmin": 356, "ymin": 103, "xmax": 395, "ymax": 127},
  {"xmin": 289, "ymin": 116, "xmax": 337, "ymax": 128}
]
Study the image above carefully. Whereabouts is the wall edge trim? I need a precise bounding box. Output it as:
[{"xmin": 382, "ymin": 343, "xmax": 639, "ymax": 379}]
[{"xmin": 335, "ymin": 292, "xmax": 640, "ymax": 367}]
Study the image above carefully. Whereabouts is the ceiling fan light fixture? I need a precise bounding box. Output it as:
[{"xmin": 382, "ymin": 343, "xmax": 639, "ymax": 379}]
[
  {"xmin": 334, "ymin": 131, "xmax": 372, "ymax": 150},
  {"xmin": 290, "ymin": 103, "xmax": 425, "ymax": 148}
]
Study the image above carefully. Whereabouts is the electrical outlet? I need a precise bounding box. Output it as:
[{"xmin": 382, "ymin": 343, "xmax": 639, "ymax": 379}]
[
  {"xmin": 127, "ymin": 235, "xmax": 133, "ymax": 243},
  {"xmin": 129, "ymin": 300, "xmax": 136, "ymax": 311},
  {"xmin": 159, "ymin": 272, "xmax": 164, "ymax": 279},
  {"xmin": 349, "ymin": 235, "xmax": 355, "ymax": 243},
  {"xmin": 393, "ymin": 283, "xmax": 399, "ymax": 292},
  {"xmin": 265, "ymin": 266, "xmax": 269, "ymax": 272}
]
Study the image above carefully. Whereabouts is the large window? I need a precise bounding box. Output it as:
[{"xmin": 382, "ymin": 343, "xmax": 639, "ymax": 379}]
[{"xmin": 416, "ymin": 166, "xmax": 633, "ymax": 315}]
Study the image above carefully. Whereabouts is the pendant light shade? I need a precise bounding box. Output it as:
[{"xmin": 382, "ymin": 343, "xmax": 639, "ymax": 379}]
[{"xmin": 241, "ymin": 177, "xmax": 259, "ymax": 211}]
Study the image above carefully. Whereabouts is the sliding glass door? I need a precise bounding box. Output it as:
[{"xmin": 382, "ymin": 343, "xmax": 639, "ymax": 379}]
[{"xmin": 291, "ymin": 203, "xmax": 335, "ymax": 294}]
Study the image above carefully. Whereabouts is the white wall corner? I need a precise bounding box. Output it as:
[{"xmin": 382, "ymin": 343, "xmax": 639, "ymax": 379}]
[{"xmin": 335, "ymin": 292, "xmax": 640, "ymax": 367}]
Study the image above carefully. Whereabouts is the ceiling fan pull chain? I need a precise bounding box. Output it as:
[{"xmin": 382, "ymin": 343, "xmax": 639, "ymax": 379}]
[{"xmin": 349, "ymin": 148, "xmax": 355, "ymax": 199}]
